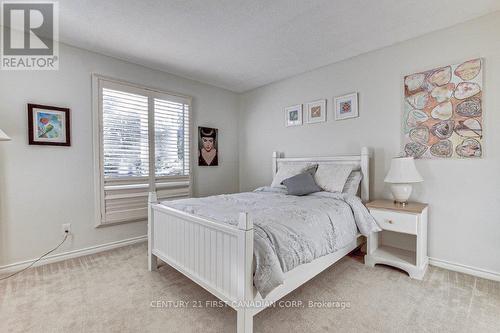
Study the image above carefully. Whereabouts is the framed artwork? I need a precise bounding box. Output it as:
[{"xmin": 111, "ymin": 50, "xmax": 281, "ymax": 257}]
[
  {"xmin": 305, "ymin": 99, "xmax": 326, "ymax": 124},
  {"xmin": 284, "ymin": 104, "xmax": 303, "ymax": 127},
  {"xmin": 403, "ymin": 58, "xmax": 483, "ymax": 159},
  {"xmin": 198, "ymin": 126, "xmax": 218, "ymax": 166},
  {"xmin": 28, "ymin": 104, "xmax": 71, "ymax": 146},
  {"xmin": 334, "ymin": 93, "xmax": 358, "ymax": 121}
]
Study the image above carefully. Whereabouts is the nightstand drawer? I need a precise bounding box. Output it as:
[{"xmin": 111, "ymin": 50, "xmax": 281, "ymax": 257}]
[{"xmin": 370, "ymin": 210, "xmax": 417, "ymax": 235}]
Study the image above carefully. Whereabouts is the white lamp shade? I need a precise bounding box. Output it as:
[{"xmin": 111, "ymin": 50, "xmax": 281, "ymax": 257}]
[
  {"xmin": 0, "ymin": 129, "xmax": 11, "ymax": 141},
  {"xmin": 384, "ymin": 157, "xmax": 423, "ymax": 183}
]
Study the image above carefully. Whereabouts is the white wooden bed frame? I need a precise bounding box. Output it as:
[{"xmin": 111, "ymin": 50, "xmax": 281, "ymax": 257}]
[{"xmin": 148, "ymin": 147, "xmax": 371, "ymax": 333}]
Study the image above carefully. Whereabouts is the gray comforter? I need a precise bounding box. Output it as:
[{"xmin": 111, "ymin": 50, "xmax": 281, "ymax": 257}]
[{"xmin": 163, "ymin": 187, "xmax": 380, "ymax": 297}]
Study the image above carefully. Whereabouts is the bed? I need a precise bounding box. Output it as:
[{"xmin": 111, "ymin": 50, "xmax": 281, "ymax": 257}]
[{"xmin": 148, "ymin": 147, "xmax": 374, "ymax": 333}]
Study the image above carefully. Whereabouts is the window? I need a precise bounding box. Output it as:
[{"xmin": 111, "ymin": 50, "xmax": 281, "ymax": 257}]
[{"xmin": 93, "ymin": 75, "xmax": 191, "ymax": 226}]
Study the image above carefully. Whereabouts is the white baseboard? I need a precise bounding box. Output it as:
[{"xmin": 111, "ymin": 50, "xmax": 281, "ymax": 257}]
[
  {"xmin": 0, "ymin": 235, "xmax": 147, "ymax": 274},
  {"xmin": 3, "ymin": 237, "xmax": 499, "ymax": 282},
  {"xmin": 429, "ymin": 257, "xmax": 500, "ymax": 282}
]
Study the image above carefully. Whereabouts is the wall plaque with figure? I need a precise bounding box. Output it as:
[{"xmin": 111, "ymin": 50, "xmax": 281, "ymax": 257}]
[{"xmin": 198, "ymin": 127, "xmax": 218, "ymax": 166}]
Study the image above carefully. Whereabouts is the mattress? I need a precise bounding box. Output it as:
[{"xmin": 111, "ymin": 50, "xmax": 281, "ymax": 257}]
[{"xmin": 162, "ymin": 186, "xmax": 380, "ymax": 297}]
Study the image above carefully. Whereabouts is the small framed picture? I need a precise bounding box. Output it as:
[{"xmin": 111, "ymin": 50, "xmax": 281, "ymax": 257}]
[
  {"xmin": 305, "ymin": 99, "xmax": 326, "ymax": 124},
  {"xmin": 334, "ymin": 93, "xmax": 358, "ymax": 121},
  {"xmin": 284, "ymin": 104, "xmax": 303, "ymax": 127},
  {"xmin": 28, "ymin": 104, "xmax": 71, "ymax": 146}
]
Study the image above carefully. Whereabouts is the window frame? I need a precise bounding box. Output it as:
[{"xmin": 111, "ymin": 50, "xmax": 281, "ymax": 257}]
[{"xmin": 92, "ymin": 74, "xmax": 193, "ymax": 227}]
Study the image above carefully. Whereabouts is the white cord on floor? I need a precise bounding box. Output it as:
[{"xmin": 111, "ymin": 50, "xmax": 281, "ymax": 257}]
[{"xmin": 0, "ymin": 232, "xmax": 69, "ymax": 281}]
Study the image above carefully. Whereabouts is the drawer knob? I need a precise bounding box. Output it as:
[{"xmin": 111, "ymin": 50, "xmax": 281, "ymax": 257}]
[{"xmin": 387, "ymin": 219, "xmax": 394, "ymax": 224}]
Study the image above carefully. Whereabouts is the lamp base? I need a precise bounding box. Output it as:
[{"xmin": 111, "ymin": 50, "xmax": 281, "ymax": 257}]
[
  {"xmin": 390, "ymin": 183, "xmax": 413, "ymax": 205},
  {"xmin": 394, "ymin": 200, "xmax": 408, "ymax": 207}
]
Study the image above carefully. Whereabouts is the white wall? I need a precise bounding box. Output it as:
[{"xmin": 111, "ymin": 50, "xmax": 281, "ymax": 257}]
[
  {"xmin": 239, "ymin": 12, "xmax": 500, "ymax": 276},
  {"xmin": 0, "ymin": 43, "xmax": 239, "ymax": 266},
  {"xmin": 1, "ymin": 12, "xmax": 499, "ymax": 278}
]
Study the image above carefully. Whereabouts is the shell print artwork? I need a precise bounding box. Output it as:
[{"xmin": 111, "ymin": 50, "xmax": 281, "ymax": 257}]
[
  {"xmin": 428, "ymin": 66, "xmax": 452, "ymax": 86},
  {"xmin": 405, "ymin": 109, "xmax": 429, "ymax": 129},
  {"xmin": 454, "ymin": 118, "xmax": 482, "ymax": 138},
  {"xmin": 431, "ymin": 84, "xmax": 454, "ymax": 103},
  {"xmin": 404, "ymin": 142, "xmax": 428, "ymax": 158},
  {"xmin": 403, "ymin": 58, "xmax": 483, "ymax": 159},
  {"xmin": 406, "ymin": 91, "xmax": 429, "ymax": 109},
  {"xmin": 409, "ymin": 126, "xmax": 429, "ymax": 145},
  {"xmin": 431, "ymin": 101, "xmax": 453, "ymax": 120},
  {"xmin": 430, "ymin": 140, "xmax": 453, "ymax": 158},
  {"xmin": 454, "ymin": 59, "xmax": 482, "ymax": 81},
  {"xmin": 431, "ymin": 120, "xmax": 454, "ymax": 139},
  {"xmin": 404, "ymin": 73, "xmax": 425, "ymax": 92},
  {"xmin": 456, "ymin": 98, "xmax": 481, "ymax": 117},
  {"xmin": 456, "ymin": 138, "xmax": 482, "ymax": 158},
  {"xmin": 454, "ymin": 82, "xmax": 481, "ymax": 100}
]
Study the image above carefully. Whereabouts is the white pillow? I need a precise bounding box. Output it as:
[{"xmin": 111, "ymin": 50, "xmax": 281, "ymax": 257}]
[
  {"xmin": 271, "ymin": 164, "xmax": 317, "ymax": 188},
  {"xmin": 342, "ymin": 171, "xmax": 363, "ymax": 196},
  {"xmin": 314, "ymin": 164, "xmax": 353, "ymax": 192}
]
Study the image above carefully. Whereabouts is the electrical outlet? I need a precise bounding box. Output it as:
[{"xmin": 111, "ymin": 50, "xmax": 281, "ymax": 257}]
[{"xmin": 62, "ymin": 223, "xmax": 71, "ymax": 235}]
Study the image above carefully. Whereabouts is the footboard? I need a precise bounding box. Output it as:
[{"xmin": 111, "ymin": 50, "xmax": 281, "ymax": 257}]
[
  {"xmin": 148, "ymin": 147, "xmax": 371, "ymax": 333},
  {"xmin": 148, "ymin": 192, "xmax": 254, "ymax": 306}
]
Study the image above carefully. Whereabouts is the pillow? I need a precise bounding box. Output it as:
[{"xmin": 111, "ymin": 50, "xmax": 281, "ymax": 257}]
[
  {"xmin": 314, "ymin": 164, "xmax": 353, "ymax": 192},
  {"xmin": 342, "ymin": 171, "xmax": 363, "ymax": 196},
  {"xmin": 271, "ymin": 163, "xmax": 317, "ymax": 188},
  {"xmin": 282, "ymin": 172, "xmax": 322, "ymax": 196}
]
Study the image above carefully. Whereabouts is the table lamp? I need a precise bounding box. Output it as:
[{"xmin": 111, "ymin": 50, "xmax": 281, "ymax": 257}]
[{"xmin": 384, "ymin": 156, "xmax": 423, "ymax": 205}]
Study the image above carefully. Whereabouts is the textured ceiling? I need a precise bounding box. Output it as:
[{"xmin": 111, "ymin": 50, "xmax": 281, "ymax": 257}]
[{"xmin": 59, "ymin": 0, "xmax": 500, "ymax": 92}]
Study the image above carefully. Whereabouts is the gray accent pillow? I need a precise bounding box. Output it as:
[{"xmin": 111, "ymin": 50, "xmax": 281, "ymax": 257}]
[
  {"xmin": 271, "ymin": 163, "xmax": 318, "ymax": 188},
  {"xmin": 342, "ymin": 171, "xmax": 363, "ymax": 196},
  {"xmin": 282, "ymin": 172, "xmax": 322, "ymax": 196}
]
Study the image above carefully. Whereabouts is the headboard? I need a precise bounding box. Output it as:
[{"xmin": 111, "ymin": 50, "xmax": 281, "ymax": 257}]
[{"xmin": 272, "ymin": 147, "xmax": 371, "ymax": 202}]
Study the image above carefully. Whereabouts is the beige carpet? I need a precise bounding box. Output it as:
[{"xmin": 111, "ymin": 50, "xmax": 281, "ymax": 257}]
[{"xmin": 1, "ymin": 243, "xmax": 499, "ymax": 333}]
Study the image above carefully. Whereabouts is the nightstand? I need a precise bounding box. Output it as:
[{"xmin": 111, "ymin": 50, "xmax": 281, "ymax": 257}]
[{"xmin": 364, "ymin": 200, "xmax": 428, "ymax": 280}]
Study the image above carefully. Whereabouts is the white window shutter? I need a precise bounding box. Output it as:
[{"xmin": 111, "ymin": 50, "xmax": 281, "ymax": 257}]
[
  {"xmin": 103, "ymin": 88, "xmax": 149, "ymax": 178},
  {"xmin": 154, "ymin": 97, "xmax": 191, "ymax": 201},
  {"xmin": 95, "ymin": 77, "xmax": 191, "ymax": 226}
]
